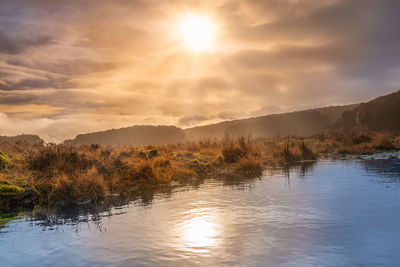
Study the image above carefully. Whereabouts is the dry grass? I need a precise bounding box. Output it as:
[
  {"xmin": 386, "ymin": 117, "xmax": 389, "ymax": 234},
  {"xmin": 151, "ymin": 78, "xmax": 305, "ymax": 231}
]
[
  {"xmin": 236, "ymin": 157, "xmax": 263, "ymax": 176},
  {"xmin": 0, "ymin": 130, "xmax": 398, "ymax": 211},
  {"xmin": 48, "ymin": 168, "xmax": 107, "ymax": 207}
]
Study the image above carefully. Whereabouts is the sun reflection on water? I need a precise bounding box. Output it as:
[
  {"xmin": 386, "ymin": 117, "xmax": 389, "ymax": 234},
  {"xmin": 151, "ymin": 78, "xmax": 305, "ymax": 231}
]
[{"xmin": 178, "ymin": 207, "xmax": 221, "ymax": 254}]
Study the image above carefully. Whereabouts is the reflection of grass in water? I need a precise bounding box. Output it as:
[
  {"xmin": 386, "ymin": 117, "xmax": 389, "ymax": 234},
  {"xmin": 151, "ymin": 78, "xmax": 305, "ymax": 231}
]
[{"xmin": 0, "ymin": 211, "xmax": 23, "ymax": 229}]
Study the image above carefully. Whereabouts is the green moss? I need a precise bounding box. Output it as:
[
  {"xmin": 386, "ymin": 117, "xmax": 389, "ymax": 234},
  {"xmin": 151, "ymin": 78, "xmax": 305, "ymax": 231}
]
[
  {"xmin": 0, "ymin": 211, "xmax": 23, "ymax": 227},
  {"xmin": 0, "ymin": 184, "xmax": 25, "ymax": 199},
  {"xmin": 0, "ymin": 151, "xmax": 9, "ymax": 169},
  {"xmin": 0, "ymin": 180, "xmax": 11, "ymax": 185}
]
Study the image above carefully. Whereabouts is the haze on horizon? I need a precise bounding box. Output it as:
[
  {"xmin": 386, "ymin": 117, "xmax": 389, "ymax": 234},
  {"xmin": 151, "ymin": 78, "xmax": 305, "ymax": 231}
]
[{"xmin": 1, "ymin": 0, "xmax": 400, "ymax": 142}]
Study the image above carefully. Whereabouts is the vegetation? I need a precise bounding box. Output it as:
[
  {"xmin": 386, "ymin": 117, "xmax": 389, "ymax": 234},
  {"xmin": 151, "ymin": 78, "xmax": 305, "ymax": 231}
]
[
  {"xmin": 342, "ymin": 90, "xmax": 400, "ymax": 131},
  {"xmin": 0, "ymin": 134, "xmax": 44, "ymax": 145},
  {"xmin": 0, "ymin": 151, "xmax": 9, "ymax": 169},
  {"xmin": 0, "ymin": 184, "xmax": 25, "ymax": 212},
  {"xmin": 0, "ymin": 130, "xmax": 398, "ymax": 213},
  {"xmin": 0, "ymin": 211, "xmax": 24, "ymax": 229}
]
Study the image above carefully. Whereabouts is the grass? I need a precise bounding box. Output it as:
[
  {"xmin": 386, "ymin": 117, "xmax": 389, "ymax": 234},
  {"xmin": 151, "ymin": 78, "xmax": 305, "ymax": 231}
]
[
  {"xmin": 0, "ymin": 184, "xmax": 25, "ymax": 198},
  {"xmin": 0, "ymin": 130, "xmax": 398, "ymax": 212},
  {"xmin": 0, "ymin": 211, "xmax": 24, "ymax": 229},
  {"xmin": 236, "ymin": 157, "xmax": 263, "ymax": 176},
  {"xmin": 48, "ymin": 168, "xmax": 107, "ymax": 206}
]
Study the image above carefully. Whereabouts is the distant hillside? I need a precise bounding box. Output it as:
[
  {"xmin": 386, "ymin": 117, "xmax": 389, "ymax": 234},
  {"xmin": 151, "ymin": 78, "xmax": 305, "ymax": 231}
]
[
  {"xmin": 184, "ymin": 104, "xmax": 357, "ymax": 140},
  {"xmin": 342, "ymin": 90, "xmax": 400, "ymax": 131},
  {"xmin": 0, "ymin": 134, "xmax": 44, "ymax": 145},
  {"xmin": 62, "ymin": 90, "xmax": 400, "ymax": 146},
  {"xmin": 64, "ymin": 125, "xmax": 184, "ymax": 146}
]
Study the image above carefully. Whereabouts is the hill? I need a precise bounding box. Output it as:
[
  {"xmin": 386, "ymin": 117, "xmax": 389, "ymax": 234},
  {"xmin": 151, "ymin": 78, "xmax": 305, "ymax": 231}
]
[
  {"xmin": 184, "ymin": 104, "xmax": 357, "ymax": 140},
  {"xmin": 64, "ymin": 125, "xmax": 184, "ymax": 146},
  {"xmin": 0, "ymin": 134, "xmax": 44, "ymax": 145},
  {"xmin": 62, "ymin": 90, "xmax": 399, "ymax": 146},
  {"xmin": 342, "ymin": 90, "xmax": 400, "ymax": 131}
]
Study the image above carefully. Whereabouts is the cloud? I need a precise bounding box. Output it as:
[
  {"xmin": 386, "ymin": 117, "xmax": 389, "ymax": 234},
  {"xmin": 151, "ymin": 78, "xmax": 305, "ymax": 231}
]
[
  {"xmin": 178, "ymin": 111, "xmax": 244, "ymax": 127},
  {"xmin": 178, "ymin": 105, "xmax": 282, "ymax": 127},
  {"xmin": 0, "ymin": 31, "xmax": 54, "ymax": 55},
  {"xmin": 0, "ymin": 0, "xmax": 399, "ymax": 139},
  {"xmin": 0, "ymin": 78, "xmax": 73, "ymax": 91},
  {"xmin": 5, "ymin": 59, "xmax": 118, "ymax": 76},
  {"xmin": 0, "ymin": 92, "xmax": 37, "ymax": 105}
]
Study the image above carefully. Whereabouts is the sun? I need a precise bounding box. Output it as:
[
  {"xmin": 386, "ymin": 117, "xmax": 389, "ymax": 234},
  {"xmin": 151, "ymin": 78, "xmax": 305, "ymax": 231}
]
[{"xmin": 179, "ymin": 14, "xmax": 216, "ymax": 52}]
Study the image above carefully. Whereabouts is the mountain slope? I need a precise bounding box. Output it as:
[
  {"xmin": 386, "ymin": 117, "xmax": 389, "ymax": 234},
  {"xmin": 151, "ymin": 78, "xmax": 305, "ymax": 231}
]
[
  {"xmin": 62, "ymin": 90, "xmax": 399, "ymax": 146},
  {"xmin": 184, "ymin": 104, "xmax": 357, "ymax": 140},
  {"xmin": 0, "ymin": 134, "xmax": 44, "ymax": 145},
  {"xmin": 64, "ymin": 125, "xmax": 184, "ymax": 146},
  {"xmin": 342, "ymin": 90, "xmax": 400, "ymax": 131}
]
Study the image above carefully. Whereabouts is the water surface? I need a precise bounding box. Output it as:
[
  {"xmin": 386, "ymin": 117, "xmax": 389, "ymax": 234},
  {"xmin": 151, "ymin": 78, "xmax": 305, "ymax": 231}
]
[{"xmin": 1, "ymin": 157, "xmax": 400, "ymax": 266}]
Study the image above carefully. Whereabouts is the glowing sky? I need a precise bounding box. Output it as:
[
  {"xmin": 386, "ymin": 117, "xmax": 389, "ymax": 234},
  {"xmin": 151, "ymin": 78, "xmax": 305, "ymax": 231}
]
[{"xmin": 1, "ymin": 0, "xmax": 400, "ymax": 141}]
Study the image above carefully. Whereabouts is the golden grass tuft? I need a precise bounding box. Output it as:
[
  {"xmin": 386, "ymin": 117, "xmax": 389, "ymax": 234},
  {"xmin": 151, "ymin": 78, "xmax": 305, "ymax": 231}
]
[
  {"xmin": 49, "ymin": 167, "xmax": 107, "ymax": 206},
  {"xmin": 236, "ymin": 157, "xmax": 263, "ymax": 176}
]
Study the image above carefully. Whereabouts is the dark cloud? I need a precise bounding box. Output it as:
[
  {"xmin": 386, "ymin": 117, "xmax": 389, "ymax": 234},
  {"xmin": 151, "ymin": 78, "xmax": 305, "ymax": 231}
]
[
  {"xmin": 0, "ymin": 93, "xmax": 37, "ymax": 105},
  {"xmin": 0, "ymin": 31, "xmax": 54, "ymax": 54},
  {"xmin": 229, "ymin": 0, "xmax": 400, "ymax": 80},
  {"xmin": 5, "ymin": 59, "xmax": 118, "ymax": 76},
  {"xmin": 0, "ymin": 78, "xmax": 74, "ymax": 91},
  {"xmin": 229, "ymin": 0, "xmax": 374, "ymax": 42}
]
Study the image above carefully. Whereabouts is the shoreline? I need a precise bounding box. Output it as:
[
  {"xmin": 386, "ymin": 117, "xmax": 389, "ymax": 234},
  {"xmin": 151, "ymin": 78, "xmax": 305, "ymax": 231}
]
[{"xmin": 0, "ymin": 131, "xmax": 399, "ymax": 214}]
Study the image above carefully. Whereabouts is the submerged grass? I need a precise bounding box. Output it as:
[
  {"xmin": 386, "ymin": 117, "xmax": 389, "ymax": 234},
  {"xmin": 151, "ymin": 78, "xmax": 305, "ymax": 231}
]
[{"xmin": 0, "ymin": 130, "xmax": 398, "ymax": 212}]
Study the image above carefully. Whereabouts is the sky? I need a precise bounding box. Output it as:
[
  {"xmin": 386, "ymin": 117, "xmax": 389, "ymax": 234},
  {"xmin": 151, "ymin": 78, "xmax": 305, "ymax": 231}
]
[{"xmin": 1, "ymin": 0, "xmax": 400, "ymax": 141}]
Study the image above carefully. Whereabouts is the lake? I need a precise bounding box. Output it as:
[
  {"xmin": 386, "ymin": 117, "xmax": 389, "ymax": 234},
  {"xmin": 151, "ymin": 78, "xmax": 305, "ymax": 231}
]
[{"xmin": 1, "ymin": 155, "xmax": 400, "ymax": 266}]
